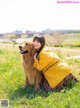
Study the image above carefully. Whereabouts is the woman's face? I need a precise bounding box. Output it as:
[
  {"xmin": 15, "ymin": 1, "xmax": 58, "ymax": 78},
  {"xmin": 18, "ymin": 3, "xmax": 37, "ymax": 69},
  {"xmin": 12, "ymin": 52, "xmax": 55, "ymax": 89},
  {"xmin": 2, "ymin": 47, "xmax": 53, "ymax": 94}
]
[{"xmin": 33, "ymin": 40, "xmax": 42, "ymax": 50}]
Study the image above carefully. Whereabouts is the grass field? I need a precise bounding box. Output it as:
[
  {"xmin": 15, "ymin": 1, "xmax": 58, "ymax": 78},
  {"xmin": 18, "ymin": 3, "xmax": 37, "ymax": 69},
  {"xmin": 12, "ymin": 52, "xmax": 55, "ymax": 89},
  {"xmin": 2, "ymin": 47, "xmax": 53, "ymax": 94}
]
[
  {"xmin": 0, "ymin": 44, "xmax": 80, "ymax": 108},
  {"xmin": 44, "ymin": 33, "xmax": 80, "ymax": 47}
]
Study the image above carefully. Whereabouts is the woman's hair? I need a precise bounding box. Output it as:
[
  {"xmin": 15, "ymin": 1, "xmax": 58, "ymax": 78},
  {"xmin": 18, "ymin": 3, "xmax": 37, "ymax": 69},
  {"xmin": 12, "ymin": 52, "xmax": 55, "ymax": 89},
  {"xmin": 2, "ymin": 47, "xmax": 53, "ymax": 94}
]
[
  {"xmin": 33, "ymin": 35, "xmax": 45, "ymax": 57},
  {"xmin": 33, "ymin": 35, "xmax": 45, "ymax": 49}
]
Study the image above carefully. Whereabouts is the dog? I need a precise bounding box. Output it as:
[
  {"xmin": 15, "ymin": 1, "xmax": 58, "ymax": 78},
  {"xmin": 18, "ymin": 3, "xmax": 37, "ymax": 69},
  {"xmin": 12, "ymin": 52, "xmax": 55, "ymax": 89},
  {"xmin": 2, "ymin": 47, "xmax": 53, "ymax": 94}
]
[{"xmin": 19, "ymin": 41, "xmax": 43, "ymax": 90}]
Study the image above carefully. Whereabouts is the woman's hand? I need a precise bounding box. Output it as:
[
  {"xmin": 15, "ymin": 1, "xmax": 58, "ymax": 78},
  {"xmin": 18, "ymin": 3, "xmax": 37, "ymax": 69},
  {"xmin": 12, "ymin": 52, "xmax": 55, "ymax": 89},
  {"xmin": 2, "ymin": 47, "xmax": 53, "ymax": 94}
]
[{"xmin": 34, "ymin": 53, "xmax": 37, "ymax": 60}]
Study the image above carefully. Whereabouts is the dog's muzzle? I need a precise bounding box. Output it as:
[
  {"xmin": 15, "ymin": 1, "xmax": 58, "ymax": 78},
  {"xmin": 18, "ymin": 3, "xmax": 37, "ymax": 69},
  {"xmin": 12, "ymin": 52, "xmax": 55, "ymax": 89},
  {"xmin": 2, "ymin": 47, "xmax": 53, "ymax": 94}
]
[{"xmin": 19, "ymin": 46, "xmax": 28, "ymax": 54}]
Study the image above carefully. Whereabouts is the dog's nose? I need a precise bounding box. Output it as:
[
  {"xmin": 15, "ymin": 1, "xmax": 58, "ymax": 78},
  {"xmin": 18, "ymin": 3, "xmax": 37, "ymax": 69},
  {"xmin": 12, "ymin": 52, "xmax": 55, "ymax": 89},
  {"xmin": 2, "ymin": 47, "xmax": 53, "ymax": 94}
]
[{"xmin": 19, "ymin": 46, "xmax": 22, "ymax": 49}]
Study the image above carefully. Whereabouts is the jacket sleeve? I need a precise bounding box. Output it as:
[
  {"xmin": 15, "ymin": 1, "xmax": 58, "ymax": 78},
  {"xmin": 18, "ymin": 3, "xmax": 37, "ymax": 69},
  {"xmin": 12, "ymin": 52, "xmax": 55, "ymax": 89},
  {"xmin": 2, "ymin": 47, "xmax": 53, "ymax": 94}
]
[
  {"xmin": 33, "ymin": 52, "xmax": 49, "ymax": 71},
  {"xmin": 33, "ymin": 48, "xmax": 60, "ymax": 71}
]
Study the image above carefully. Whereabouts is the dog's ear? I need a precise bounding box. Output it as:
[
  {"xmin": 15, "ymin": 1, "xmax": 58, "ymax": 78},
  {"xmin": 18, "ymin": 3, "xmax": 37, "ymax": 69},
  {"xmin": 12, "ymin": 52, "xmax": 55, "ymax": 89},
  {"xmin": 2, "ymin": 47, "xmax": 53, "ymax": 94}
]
[{"xmin": 30, "ymin": 44, "xmax": 36, "ymax": 56}]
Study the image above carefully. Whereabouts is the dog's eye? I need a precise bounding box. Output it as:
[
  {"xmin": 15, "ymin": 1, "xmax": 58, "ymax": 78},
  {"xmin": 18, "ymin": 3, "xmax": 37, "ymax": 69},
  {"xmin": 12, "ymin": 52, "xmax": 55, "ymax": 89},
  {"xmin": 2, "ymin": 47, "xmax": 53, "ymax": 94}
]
[{"xmin": 26, "ymin": 43, "xmax": 28, "ymax": 45}]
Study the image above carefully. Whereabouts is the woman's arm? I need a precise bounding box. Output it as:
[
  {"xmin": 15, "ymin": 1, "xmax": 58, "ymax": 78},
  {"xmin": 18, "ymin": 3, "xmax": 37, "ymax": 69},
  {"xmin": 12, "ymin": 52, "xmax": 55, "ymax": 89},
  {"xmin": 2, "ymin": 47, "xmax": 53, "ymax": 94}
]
[
  {"xmin": 33, "ymin": 52, "xmax": 50, "ymax": 71},
  {"xmin": 33, "ymin": 45, "xmax": 61, "ymax": 72}
]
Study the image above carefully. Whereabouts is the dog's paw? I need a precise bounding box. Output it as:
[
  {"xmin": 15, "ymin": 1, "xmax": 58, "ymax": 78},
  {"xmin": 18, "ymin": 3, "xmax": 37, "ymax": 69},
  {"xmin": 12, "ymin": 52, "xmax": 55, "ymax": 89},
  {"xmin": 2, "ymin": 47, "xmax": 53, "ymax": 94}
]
[{"xmin": 35, "ymin": 87, "xmax": 40, "ymax": 92}]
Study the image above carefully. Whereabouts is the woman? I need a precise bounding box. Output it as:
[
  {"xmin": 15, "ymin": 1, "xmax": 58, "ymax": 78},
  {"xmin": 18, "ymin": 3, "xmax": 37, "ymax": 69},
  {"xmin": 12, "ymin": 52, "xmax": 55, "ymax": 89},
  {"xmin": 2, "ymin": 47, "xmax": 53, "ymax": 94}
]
[{"xmin": 33, "ymin": 35, "xmax": 77, "ymax": 91}]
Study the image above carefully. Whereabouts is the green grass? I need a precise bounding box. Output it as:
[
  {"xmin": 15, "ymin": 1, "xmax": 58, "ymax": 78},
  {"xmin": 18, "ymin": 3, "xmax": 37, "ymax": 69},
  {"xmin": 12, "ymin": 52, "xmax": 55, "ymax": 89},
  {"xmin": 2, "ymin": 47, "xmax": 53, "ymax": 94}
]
[{"xmin": 0, "ymin": 45, "xmax": 80, "ymax": 108}]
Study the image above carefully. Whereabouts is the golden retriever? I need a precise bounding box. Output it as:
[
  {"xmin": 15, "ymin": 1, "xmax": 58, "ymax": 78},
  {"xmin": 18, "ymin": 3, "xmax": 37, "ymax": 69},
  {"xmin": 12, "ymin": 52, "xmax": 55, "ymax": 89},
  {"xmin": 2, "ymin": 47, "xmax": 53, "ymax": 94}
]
[{"xmin": 19, "ymin": 41, "xmax": 43, "ymax": 90}]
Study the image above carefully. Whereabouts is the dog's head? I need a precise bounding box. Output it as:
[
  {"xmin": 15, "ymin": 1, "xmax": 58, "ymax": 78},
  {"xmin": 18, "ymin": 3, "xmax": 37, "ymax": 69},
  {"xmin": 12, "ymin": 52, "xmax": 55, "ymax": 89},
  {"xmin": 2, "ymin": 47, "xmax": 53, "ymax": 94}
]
[{"xmin": 19, "ymin": 41, "xmax": 34, "ymax": 55}]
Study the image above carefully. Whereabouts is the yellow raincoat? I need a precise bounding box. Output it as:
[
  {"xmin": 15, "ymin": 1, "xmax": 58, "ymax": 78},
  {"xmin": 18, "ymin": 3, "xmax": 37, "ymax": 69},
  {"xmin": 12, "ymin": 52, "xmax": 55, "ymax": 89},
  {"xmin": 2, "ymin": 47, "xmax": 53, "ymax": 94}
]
[{"xmin": 33, "ymin": 46, "xmax": 71, "ymax": 88}]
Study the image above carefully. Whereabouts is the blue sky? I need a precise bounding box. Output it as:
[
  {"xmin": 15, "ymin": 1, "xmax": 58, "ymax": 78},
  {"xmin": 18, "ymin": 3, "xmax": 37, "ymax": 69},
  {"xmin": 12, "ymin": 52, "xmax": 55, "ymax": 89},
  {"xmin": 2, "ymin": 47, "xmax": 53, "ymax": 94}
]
[{"xmin": 0, "ymin": 0, "xmax": 80, "ymax": 33}]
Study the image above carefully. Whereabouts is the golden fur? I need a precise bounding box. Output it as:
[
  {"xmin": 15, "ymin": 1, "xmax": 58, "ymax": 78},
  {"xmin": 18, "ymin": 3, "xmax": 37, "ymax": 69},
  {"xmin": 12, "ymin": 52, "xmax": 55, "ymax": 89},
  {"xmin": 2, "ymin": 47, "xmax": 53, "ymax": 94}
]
[{"xmin": 19, "ymin": 41, "xmax": 43, "ymax": 90}]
